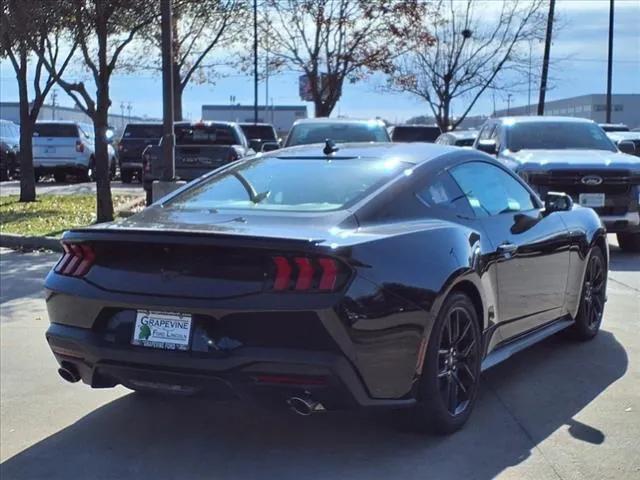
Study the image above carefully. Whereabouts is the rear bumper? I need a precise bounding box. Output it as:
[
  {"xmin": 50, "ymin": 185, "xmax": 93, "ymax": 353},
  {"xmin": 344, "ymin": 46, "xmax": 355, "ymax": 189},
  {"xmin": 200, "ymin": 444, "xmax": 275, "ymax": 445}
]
[
  {"xmin": 120, "ymin": 161, "xmax": 142, "ymax": 171},
  {"xmin": 46, "ymin": 322, "xmax": 416, "ymax": 410},
  {"xmin": 600, "ymin": 212, "xmax": 640, "ymax": 233}
]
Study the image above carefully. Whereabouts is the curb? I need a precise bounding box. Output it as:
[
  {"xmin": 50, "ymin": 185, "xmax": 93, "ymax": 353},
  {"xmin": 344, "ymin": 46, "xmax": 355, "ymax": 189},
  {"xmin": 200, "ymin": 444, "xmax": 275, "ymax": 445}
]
[{"xmin": 0, "ymin": 233, "xmax": 63, "ymax": 252}]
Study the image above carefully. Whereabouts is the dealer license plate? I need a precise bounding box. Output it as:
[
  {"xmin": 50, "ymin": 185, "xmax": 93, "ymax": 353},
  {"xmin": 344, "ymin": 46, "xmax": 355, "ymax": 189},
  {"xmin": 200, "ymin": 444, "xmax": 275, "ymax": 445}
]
[
  {"xmin": 131, "ymin": 310, "xmax": 192, "ymax": 351},
  {"xmin": 578, "ymin": 193, "xmax": 605, "ymax": 208}
]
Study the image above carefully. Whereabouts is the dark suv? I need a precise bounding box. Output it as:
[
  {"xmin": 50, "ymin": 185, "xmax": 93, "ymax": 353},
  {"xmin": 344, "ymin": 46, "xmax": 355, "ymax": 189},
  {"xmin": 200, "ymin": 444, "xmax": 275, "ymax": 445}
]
[
  {"xmin": 118, "ymin": 123, "xmax": 162, "ymax": 183},
  {"xmin": 390, "ymin": 125, "xmax": 441, "ymax": 143},
  {"xmin": 474, "ymin": 116, "xmax": 640, "ymax": 252},
  {"xmin": 239, "ymin": 123, "xmax": 279, "ymax": 152},
  {"xmin": 0, "ymin": 119, "xmax": 20, "ymax": 181}
]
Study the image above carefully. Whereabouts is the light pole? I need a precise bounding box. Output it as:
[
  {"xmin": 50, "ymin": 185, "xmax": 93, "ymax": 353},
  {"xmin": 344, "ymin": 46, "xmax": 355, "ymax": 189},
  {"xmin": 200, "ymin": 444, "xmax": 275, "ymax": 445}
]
[
  {"xmin": 507, "ymin": 94, "xmax": 513, "ymax": 115},
  {"xmin": 160, "ymin": 0, "xmax": 175, "ymax": 181},
  {"xmin": 527, "ymin": 41, "xmax": 533, "ymax": 115},
  {"xmin": 606, "ymin": 0, "xmax": 614, "ymax": 123},
  {"xmin": 253, "ymin": 0, "xmax": 258, "ymax": 124},
  {"xmin": 538, "ymin": 0, "xmax": 555, "ymax": 115}
]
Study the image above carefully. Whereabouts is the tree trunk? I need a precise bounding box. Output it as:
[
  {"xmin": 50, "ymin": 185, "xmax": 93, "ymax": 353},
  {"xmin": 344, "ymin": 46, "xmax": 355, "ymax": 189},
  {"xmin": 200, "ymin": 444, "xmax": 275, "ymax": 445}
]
[
  {"xmin": 16, "ymin": 50, "xmax": 36, "ymax": 202},
  {"xmin": 94, "ymin": 85, "xmax": 114, "ymax": 223},
  {"xmin": 314, "ymin": 101, "xmax": 331, "ymax": 117}
]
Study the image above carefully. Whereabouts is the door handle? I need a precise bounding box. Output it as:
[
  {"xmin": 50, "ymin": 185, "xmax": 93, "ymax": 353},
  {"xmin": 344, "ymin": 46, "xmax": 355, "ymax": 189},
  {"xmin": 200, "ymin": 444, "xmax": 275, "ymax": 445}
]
[{"xmin": 497, "ymin": 242, "xmax": 518, "ymax": 257}]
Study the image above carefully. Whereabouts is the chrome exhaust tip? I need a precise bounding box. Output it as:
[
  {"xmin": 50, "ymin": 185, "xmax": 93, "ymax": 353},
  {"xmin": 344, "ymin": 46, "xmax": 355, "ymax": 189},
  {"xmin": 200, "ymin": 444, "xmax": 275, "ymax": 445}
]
[
  {"xmin": 287, "ymin": 396, "xmax": 325, "ymax": 416},
  {"xmin": 58, "ymin": 364, "xmax": 80, "ymax": 383}
]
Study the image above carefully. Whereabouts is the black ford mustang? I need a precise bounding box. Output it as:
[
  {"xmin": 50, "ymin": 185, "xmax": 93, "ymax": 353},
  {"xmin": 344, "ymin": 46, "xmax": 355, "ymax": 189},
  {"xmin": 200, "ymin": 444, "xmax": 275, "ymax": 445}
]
[{"xmin": 45, "ymin": 142, "xmax": 608, "ymax": 434}]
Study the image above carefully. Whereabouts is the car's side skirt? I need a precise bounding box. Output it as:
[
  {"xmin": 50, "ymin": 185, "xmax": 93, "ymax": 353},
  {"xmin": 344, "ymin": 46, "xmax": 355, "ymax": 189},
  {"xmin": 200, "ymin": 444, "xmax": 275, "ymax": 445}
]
[{"xmin": 481, "ymin": 317, "xmax": 574, "ymax": 371}]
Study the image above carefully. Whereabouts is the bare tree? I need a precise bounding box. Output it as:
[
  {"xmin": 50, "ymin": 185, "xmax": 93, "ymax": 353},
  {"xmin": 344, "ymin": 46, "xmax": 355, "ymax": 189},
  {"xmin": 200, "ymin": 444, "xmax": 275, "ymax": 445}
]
[
  {"xmin": 127, "ymin": 0, "xmax": 247, "ymax": 121},
  {"xmin": 0, "ymin": 0, "xmax": 76, "ymax": 202},
  {"xmin": 38, "ymin": 0, "xmax": 156, "ymax": 222},
  {"xmin": 261, "ymin": 0, "xmax": 430, "ymax": 117},
  {"xmin": 388, "ymin": 0, "xmax": 547, "ymax": 131}
]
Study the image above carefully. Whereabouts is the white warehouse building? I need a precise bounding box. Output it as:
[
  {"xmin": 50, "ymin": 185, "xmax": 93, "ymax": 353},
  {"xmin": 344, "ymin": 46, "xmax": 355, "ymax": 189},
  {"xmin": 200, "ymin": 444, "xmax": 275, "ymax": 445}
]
[{"xmin": 493, "ymin": 94, "xmax": 640, "ymax": 129}]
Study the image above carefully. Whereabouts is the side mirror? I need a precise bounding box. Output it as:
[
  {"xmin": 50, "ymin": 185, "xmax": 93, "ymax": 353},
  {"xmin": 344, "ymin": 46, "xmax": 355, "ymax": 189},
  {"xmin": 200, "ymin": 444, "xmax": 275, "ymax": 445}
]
[
  {"xmin": 248, "ymin": 139, "xmax": 262, "ymax": 152},
  {"xmin": 476, "ymin": 139, "xmax": 497, "ymax": 155},
  {"xmin": 544, "ymin": 191, "xmax": 573, "ymax": 214},
  {"xmin": 261, "ymin": 142, "xmax": 280, "ymax": 152},
  {"xmin": 617, "ymin": 140, "xmax": 636, "ymax": 155}
]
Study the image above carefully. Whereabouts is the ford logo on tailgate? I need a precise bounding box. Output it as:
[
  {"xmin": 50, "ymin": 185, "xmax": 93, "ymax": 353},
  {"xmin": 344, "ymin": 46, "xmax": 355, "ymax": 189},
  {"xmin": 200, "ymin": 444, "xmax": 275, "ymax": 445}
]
[{"xmin": 581, "ymin": 175, "xmax": 603, "ymax": 186}]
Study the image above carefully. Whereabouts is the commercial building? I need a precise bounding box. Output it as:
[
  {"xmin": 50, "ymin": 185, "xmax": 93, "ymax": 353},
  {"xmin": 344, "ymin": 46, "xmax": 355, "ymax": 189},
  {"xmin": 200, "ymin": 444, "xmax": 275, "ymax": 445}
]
[
  {"xmin": 202, "ymin": 104, "xmax": 307, "ymax": 136},
  {"xmin": 493, "ymin": 94, "xmax": 640, "ymax": 128},
  {"xmin": 0, "ymin": 102, "xmax": 159, "ymax": 135}
]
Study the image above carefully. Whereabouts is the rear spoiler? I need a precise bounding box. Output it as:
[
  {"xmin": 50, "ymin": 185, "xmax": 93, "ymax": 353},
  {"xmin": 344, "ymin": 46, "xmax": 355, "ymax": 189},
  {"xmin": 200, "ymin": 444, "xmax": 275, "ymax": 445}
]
[{"xmin": 63, "ymin": 227, "xmax": 326, "ymax": 252}]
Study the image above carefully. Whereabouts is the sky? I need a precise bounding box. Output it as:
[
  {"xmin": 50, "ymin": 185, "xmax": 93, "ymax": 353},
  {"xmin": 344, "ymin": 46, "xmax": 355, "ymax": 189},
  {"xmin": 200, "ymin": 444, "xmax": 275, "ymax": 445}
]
[{"xmin": 1, "ymin": 0, "xmax": 639, "ymax": 123}]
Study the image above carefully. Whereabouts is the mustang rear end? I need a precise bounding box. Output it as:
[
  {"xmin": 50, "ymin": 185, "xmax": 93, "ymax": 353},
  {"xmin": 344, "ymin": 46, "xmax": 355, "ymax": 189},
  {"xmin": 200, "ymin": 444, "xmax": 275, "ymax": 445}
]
[{"xmin": 44, "ymin": 231, "xmax": 421, "ymax": 413}]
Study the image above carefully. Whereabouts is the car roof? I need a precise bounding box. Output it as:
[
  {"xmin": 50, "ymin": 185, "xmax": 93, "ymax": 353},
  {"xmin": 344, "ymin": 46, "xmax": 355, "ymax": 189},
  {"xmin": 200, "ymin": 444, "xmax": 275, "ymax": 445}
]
[
  {"xmin": 393, "ymin": 124, "xmax": 440, "ymax": 129},
  {"xmin": 175, "ymin": 121, "xmax": 238, "ymax": 127},
  {"xmin": 238, "ymin": 122, "xmax": 275, "ymax": 127},
  {"xmin": 494, "ymin": 116, "xmax": 595, "ymax": 125},
  {"xmin": 125, "ymin": 122, "xmax": 162, "ymax": 126},
  {"xmin": 292, "ymin": 118, "xmax": 386, "ymax": 127},
  {"xmin": 264, "ymin": 141, "xmax": 459, "ymax": 165},
  {"xmin": 446, "ymin": 130, "xmax": 478, "ymax": 139},
  {"xmin": 599, "ymin": 123, "xmax": 628, "ymax": 128},
  {"xmin": 607, "ymin": 131, "xmax": 640, "ymax": 141},
  {"xmin": 35, "ymin": 120, "xmax": 82, "ymax": 125}
]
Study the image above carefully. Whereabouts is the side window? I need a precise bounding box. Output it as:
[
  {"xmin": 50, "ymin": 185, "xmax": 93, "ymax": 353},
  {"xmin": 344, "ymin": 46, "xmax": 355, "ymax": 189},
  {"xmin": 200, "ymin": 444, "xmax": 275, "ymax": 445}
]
[
  {"xmin": 479, "ymin": 124, "xmax": 495, "ymax": 140},
  {"xmin": 450, "ymin": 161, "xmax": 536, "ymax": 217},
  {"xmin": 416, "ymin": 171, "xmax": 474, "ymax": 218}
]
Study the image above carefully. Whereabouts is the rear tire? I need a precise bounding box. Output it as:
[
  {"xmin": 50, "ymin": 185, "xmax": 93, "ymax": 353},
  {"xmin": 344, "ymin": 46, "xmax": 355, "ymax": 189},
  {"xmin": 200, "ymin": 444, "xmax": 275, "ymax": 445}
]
[
  {"xmin": 80, "ymin": 157, "xmax": 95, "ymax": 183},
  {"xmin": 110, "ymin": 158, "xmax": 117, "ymax": 180},
  {"xmin": 121, "ymin": 169, "xmax": 133, "ymax": 184},
  {"xmin": 616, "ymin": 233, "xmax": 640, "ymax": 253},
  {"xmin": 145, "ymin": 187, "xmax": 153, "ymax": 206},
  {"xmin": 408, "ymin": 292, "xmax": 482, "ymax": 434},
  {"xmin": 570, "ymin": 246, "xmax": 606, "ymax": 341}
]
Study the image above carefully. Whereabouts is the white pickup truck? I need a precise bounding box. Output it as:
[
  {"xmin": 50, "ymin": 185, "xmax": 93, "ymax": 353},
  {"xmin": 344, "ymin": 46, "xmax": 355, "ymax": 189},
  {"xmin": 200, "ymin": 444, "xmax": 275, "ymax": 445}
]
[{"xmin": 33, "ymin": 121, "xmax": 117, "ymax": 183}]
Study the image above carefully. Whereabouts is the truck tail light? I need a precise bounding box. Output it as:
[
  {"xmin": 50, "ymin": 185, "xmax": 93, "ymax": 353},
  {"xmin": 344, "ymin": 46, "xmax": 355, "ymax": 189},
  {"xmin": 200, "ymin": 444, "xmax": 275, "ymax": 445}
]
[
  {"xmin": 75, "ymin": 140, "xmax": 84, "ymax": 153},
  {"xmin": 54, "ymin": 242, "xmax": 96, "ymax": 277},
  {"xmin": 270, "ymin": 256, "xmax": 345, "ymax": 292}
]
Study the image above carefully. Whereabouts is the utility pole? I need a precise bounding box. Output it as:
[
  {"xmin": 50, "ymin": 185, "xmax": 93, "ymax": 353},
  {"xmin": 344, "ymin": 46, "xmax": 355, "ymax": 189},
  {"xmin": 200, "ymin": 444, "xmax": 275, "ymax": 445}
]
[
  {"xmin": 253, "ymin": 0, "xmax": 258, "ymax": 123},
  {"xmin": 120, "ymin": 101, "xmax": 125, "ymax": 129},
  {"xmin": 538, "ymin": 0, "xmax": 555, "ymax": 116},
  {"xmin": 507, "ymin": 94, "xmax": 513, "ymax": 115},
  {"xmin": 160, "ymin": 0, "xmax": 175, "ymax": 181},
  {"xmin": 606, "ymin": 0, "xmax": 614, "ymax": 123},
  {"xmin": 527, "ymin": 41, "xmax": 533, "ymax": 115},
  {"xmin": 127, "ymin": 102, "xmax": 132, "ymax": 124},
  {"xmin": 51, "ymin": 89, "xmax": 57, "ymax": 120}
]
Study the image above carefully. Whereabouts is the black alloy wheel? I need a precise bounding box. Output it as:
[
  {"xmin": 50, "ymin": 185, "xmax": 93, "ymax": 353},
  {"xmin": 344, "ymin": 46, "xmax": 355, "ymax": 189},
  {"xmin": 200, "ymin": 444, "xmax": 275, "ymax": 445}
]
[
  {"xmin": 437, "ymin": 306, "xmax": 479, "ymax": 416},
  {"xmin": 571, "ymin": 246, "xmax": 606, "ymax": 340},
  {"xmin": 409, "ymin": 292, "xmax": 482, "ymax": 434}
]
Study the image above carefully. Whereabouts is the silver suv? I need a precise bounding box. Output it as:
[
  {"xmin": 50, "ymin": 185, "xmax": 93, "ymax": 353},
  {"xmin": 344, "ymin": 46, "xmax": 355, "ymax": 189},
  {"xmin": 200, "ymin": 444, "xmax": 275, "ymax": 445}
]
[{"xmin": 33, "ymin": 121, "xmax": 116, "ymax": 183}]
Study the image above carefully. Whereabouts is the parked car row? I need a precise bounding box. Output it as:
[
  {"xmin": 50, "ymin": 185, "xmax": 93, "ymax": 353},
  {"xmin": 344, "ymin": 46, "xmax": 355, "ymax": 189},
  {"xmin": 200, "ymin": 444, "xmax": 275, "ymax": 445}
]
[{"xmin": 0, "ymin": 119, "xmax": 20, "ymax": 181}]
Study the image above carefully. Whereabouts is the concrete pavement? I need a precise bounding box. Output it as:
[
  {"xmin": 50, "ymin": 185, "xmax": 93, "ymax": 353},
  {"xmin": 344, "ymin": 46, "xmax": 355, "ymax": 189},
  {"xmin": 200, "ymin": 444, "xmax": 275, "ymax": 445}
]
[{"xmin": 0, "ymin": 239, "xmax": 638, "ymax": 480}]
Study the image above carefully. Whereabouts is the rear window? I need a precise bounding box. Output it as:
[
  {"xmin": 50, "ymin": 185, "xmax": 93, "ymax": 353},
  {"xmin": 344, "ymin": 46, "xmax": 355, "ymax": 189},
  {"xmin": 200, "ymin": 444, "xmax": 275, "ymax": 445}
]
[
  {"xmin": 123, "ymin": 124, "xmax": 162, "ymax": 139},
  {"xmin": 33, "ymin": 124, "xmax": 78, "ymax": 137},
  {"xmin": 168, "ymin": 157, "xmax": 408, "ymax": 212},
  {"xmin": 175, "ymin": 125, "xmax": 239, "ymax": 146},
  {"xmin": 391, "ymin": 126, "xmax": 441, "ymax": 143},
  {"xmin": 455, "ymin": 138, "xmax": 476, "ymax": 147},
  {"xmin": 286, "ymin": 122, "xmax": 389, "ymax": 147},
  {"xmin": 240, "ymin": 125, "xmax": 277, "ymax": 140}
]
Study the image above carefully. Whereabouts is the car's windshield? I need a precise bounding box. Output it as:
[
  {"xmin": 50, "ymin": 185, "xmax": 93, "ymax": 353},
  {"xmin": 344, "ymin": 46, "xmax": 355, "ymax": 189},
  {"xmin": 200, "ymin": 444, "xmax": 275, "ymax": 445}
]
[
  {"xmin": 392, "ymin": 126, "xmax": 441, "ymax": 142},
  {"xmin": 168, "ymin": 157, "xmax": 408, "ymax": 212},
  {"xmin": 175, "ymin": 124, "xmax": 239, "ymax": 146},
  {"xmin": 240, "ymin": 125, "xmax": 276, "ymax": 140},
  {"xmin": 286, "ymin": 122, "xmax": 389, "ymax": 147},
  {"xmin": 123, "ymin": 124, "xmax": 163, "ymax": 139},
  {"xmin": 506, "ymin": 122, "xmax": 617, "ymax": 152}
]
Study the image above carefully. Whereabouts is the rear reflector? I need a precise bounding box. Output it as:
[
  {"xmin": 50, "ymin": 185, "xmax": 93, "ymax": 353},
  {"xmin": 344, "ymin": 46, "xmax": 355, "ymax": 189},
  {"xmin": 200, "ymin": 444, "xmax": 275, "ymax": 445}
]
[
  {"xmin": 270, "ymin": 256, "xmax": 344, "ymax": 292},
  {"xmin": 55, "ymin": 242, "xmax": 96, "ymax": 277}
]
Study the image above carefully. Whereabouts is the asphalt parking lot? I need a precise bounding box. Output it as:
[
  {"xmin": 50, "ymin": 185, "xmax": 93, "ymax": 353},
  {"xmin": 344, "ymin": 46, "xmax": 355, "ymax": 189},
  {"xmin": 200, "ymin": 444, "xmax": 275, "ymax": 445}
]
[{"xmin": 0, "ymin": 239, "xmax": 638, "ymax": 480}]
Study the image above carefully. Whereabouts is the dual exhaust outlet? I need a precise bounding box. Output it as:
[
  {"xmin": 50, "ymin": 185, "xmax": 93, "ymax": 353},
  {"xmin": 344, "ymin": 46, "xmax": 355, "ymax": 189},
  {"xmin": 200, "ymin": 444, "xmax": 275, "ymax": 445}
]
[
  {"xmin": 58, "ymin": 364, "xmax": 325, "ymax": 416},
  {"xmin": 287, "ymin": 395, "xmax": 325, "ymax": 416}
]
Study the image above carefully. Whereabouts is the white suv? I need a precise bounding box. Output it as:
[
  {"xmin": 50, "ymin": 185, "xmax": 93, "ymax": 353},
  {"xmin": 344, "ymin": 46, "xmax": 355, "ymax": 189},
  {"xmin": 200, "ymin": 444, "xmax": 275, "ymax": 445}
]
[{"xmin": 33, "ymin": 121, "xmax": 117, "ymax": 183}]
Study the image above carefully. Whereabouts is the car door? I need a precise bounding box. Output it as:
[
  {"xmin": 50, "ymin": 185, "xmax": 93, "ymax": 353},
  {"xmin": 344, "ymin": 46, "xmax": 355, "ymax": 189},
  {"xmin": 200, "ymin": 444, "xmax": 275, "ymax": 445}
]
[{"xmin": 450, "ymin": 160, "xmax": 571, "ymax": 340}]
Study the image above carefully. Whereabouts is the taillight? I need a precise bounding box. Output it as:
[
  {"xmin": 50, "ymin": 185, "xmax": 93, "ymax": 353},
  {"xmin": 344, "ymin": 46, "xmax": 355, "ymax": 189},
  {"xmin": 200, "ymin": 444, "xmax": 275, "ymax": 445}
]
[
  {"xmin": 75, "ymin": 140, "xmax": 84, "ymax": 153},
  {"xmin": 54, "ymin": 242, "xmax": 96, "ymax": 277},
  {"xmin": 143, "ymin": 153, "xmax": 151, "ymax": 172},
  {"xmin": 271, "ymin": 256, "xmax": 344, "ymax": 292}
]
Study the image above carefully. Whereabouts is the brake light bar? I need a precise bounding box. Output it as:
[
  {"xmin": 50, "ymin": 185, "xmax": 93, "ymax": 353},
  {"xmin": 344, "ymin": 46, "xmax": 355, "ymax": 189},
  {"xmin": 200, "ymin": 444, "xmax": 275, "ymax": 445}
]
[
  {"xmin": 271, "ymin": 256, "xmax": 343, "ymax": 292},
  {"xmin": 54, "ymin": 242, "xmax": 96, "ymax": 277}
]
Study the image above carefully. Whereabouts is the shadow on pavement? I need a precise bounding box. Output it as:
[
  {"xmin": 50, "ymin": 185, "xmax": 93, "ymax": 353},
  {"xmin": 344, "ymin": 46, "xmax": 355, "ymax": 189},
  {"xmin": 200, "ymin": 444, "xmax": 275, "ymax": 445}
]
[
  {"xmin": 0, "ymin": 330, "xmax": 627, "ymax": 480},
  {"xmin": 0, "ymin": 250, "xmax": 55, "ymax": 306}
]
